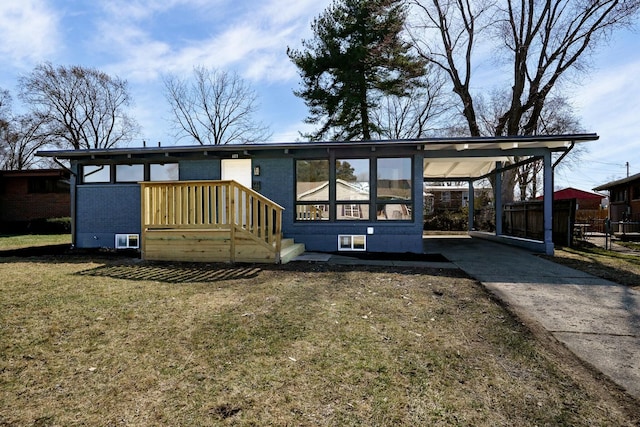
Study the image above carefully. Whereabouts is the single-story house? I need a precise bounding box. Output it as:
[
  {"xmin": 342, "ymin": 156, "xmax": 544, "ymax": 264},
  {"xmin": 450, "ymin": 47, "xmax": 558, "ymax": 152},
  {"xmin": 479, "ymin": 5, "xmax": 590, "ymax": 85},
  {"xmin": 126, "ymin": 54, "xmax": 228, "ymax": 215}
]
[
  {"xmin": 0, "ymin": 169, "xmax": 71, "ymax": 228},
  {"xmin": 37, "ymin": 134, "xmax": 598, "ymax": 262},
  {"xmin": 593, "ymin": 172, "xmax": 640, "ymax": 222}
]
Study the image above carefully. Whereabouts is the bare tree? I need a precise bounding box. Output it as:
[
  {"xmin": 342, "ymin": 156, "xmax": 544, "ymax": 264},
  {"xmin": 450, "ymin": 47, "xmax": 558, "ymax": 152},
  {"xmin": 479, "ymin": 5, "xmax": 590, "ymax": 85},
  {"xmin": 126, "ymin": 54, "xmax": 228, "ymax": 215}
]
[
  {"xmin": 18, "ymin": 63, "xmax": 140, "ymax": 150},
  {"xmin": 411, "ymin": 0, "xmax": 638, "ymax": 136},
  {"xmin": 1, "ymin": 114, "xmax": 54, "ymax": 170},
  {"xmin": 372, "ymin": 68, "xmax": 457, "ymax": 139},
  {"xmin": 0, "ymin": 89, "xmax": 13, "ymax": 167},
  {"xmin": 410, "ymin": 0, "xmax": 639, "ymax": 199},
  {"xmin": 478, "ymin": 89, "xmax": 585, "ymax": 199},
  {"xmin": 163, "ymin": 67, "xmax": 271, "ymax": 145},
  {"xmin": 0, "ymin": 89, "xmax": 52, "ymax": 170}
]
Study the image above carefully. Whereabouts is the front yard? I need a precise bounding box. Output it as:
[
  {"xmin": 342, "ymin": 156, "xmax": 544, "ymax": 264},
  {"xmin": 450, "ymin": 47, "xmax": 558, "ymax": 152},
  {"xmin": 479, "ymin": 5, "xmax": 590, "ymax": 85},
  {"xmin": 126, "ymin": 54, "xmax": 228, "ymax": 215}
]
[
  {"xmin": 0, "ymin": 254, "xmax": 637, "ymax": 426},
  {"xmin": 0, "ymin": 234, "xmax": 71, "ymax": 251}
]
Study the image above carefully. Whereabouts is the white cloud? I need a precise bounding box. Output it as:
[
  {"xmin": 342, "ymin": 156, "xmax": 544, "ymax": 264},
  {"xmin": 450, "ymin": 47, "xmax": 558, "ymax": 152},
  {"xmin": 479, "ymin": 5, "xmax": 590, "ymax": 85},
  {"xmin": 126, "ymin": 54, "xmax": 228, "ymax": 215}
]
[
  {"xmin": 92, "ymin": 0, "xmax": 330, "ymax": 84},
  {"xmin": 98, "ymin": 0, "xmax": 221, "ymax": 21},
  {"xmin": 269, "ymin": 122, "xmax": 312, "ymax": 143},
  {"xmin": 0, "ymin": 0, "xmax": 61, "ymax": 66},
  {"xmin": 259, "ymin": 0, "xmax": 329, "ymax": 26}
]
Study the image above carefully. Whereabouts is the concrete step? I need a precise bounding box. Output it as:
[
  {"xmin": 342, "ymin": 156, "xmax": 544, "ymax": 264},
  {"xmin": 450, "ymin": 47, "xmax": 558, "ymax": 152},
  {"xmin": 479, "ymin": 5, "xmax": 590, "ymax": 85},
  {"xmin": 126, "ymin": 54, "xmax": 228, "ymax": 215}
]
[
  {"xmin": 280, "ymin": 242, "xmax": 305, "ymax": 264},
  {"xmin": 281, "ymin": 238, "xmax": 295, "ymax": 249}
]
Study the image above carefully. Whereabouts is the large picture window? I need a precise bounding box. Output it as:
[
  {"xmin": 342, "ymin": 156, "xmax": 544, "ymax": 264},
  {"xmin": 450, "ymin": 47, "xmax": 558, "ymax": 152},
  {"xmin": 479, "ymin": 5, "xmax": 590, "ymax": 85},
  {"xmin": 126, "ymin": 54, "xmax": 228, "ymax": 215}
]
[
  {"xmin": 296, "ymin": 160, "xmax": 329, "ymax": 220},
  {"xmin": 336, "ymin": 159, "xmax": 369, "ymax": 220},
  {"xmin": 376, "ymin": 158, "xmax": 412, "ymax": 220},
  {"xmin": 295, "ymin": 156, "xmax": 414, "ymax": 222}
]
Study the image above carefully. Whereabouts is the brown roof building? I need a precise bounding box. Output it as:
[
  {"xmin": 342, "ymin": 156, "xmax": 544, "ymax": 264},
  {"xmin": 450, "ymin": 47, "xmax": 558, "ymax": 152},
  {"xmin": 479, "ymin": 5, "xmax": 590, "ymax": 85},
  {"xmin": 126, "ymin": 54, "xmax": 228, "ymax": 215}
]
[{"xmin": 0, "ymin": 169, "xmax": 71, "ymax": 225}]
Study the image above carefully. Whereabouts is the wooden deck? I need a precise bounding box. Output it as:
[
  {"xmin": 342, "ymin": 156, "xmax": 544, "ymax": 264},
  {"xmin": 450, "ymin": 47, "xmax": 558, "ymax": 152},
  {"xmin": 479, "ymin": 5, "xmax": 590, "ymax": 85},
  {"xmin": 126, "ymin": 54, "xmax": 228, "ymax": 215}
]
[{"xmin": 140, "ymin": 180, "xmax": 298, "ymax": 263}]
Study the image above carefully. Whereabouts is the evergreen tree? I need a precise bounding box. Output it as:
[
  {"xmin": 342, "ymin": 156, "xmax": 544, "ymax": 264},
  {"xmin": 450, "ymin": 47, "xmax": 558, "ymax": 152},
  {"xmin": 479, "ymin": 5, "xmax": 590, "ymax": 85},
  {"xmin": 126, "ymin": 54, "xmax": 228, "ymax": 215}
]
[{"xmin": 288, "ymin": 0, "xmax": 425, "ymax": 141}]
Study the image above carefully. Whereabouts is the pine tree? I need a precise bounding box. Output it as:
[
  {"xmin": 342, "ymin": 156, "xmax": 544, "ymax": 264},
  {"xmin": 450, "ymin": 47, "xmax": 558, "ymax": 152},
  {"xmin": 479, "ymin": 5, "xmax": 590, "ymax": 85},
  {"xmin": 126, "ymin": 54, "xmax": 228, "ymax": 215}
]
[{"xmin": 288, "ymin": 0, "xmax": 425, "ymax": 141}]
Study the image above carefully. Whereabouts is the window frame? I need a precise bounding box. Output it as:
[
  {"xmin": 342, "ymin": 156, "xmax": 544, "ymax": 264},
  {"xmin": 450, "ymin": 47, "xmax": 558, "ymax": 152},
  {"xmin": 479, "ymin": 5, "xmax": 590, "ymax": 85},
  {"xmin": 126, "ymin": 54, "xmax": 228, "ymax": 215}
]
[
  {"xmin": 337, "ymin": 235, "xmax": 366, "ymax": 251},
  {"xmin": 294, "ymin": 155, "xmax": 415, "ymax": 223},
  {"xmin": 295, "ymin": 159, "xmax": 331, "ymax": 221},
  {"xmin": 78, "ymin": 163, "xmax": 181, "ymax": 185},
  {"xmin": 115, "ymin": 164, "xmax": 145, "ymax": 183},
  {"xmin": 375, "ymin": 157, "xmax": 413, "ymax": 221},
  {"xmin": 82, "ymin": 164, "xmax": 112, "ymax": 184},
  {"xmin": 149, "ymin": 163, "xmax": 179, "ymax": 181},
  {"xmin": 115, "ymin": 233, "xmax": 140, "ymax": 249},
  {"xmin": 335, "ymin": 158, "xmax": 370, "ymax": 221}
]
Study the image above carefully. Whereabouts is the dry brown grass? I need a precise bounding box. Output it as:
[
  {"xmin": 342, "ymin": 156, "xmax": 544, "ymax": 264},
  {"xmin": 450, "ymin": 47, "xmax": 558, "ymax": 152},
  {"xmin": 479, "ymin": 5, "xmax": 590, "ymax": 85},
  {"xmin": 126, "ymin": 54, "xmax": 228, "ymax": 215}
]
[
  {"xmin": 0, "ymin": 234, "xmax": 71, "ymax": 251},
  {"xmin": 1, "ymin": 256, "xmax": 638, "ymax": 426},
  {"xmin": 546, "ymin": 245, "xmax": 640, "ymax": 289}
]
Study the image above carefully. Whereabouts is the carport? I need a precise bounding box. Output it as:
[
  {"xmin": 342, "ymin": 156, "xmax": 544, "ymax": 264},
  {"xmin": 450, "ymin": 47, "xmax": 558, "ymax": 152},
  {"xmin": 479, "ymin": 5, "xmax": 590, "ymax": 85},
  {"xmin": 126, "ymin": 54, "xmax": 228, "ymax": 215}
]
[{"xmin": 420, "ymin": 134, "xmax": 599, "ymax": 255}]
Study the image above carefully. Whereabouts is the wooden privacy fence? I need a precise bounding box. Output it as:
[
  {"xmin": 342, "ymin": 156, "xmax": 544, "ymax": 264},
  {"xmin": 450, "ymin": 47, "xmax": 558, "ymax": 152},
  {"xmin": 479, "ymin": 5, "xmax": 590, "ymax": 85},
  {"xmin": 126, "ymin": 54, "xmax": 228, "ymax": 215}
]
[
  {"xmin": 503, "ymin": 199, "xmax": 575, "ymax": 246},
  {"xmin": 140, "ymin": 180, "xmax": 284, "ymax": 263}
]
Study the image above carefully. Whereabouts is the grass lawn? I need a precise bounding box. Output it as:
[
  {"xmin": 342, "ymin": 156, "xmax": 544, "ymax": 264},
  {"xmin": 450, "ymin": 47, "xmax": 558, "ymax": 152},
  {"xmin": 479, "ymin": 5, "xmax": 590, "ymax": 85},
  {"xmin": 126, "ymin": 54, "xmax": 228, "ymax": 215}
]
[
  {"xmin": 0, "ymin": 256, "xmax": 637, "ymax": 426},
  {"xmin": 0, "ymin": 234, "xmax": 71, "ymax": 251},
  {"xmin": 547, "ymin": 245, "xmax": 640, "ymax": 289}
]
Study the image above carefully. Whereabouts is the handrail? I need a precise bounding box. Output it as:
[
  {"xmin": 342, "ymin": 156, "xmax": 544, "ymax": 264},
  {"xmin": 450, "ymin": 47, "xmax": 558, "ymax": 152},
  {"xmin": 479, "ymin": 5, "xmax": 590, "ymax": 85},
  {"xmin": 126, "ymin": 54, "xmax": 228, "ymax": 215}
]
[{"xmin": 140, "ymin": 180, "xmax": 284, "ymax": 260}]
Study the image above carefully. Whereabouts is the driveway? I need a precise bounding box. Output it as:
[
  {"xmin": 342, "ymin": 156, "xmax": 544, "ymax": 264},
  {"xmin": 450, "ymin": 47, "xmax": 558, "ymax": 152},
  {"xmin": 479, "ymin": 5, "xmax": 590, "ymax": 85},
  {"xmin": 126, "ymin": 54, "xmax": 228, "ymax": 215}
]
[{"xmin": 424, "ymin": 235, "xmax": 640, "ymax": 400}]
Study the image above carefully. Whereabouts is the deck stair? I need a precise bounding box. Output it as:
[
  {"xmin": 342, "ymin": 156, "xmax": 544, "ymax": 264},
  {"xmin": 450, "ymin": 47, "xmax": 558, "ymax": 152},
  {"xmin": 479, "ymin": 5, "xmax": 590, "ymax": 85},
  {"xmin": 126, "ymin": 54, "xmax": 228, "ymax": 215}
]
[
  {"xmin": 279, "ymin": 238, "xmax": 306, "ymax": 264},
  {"xmin": 140, "ymin": 180, "xmax": 302, "ymax": 264}
]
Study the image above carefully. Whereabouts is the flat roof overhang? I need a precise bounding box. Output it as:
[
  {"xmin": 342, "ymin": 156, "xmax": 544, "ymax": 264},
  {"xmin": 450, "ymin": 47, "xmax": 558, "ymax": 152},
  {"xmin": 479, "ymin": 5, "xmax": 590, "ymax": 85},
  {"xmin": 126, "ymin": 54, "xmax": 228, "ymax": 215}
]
[{"xmin": 37, "ymin": 133, "xmax": 598, "ymax": 181}]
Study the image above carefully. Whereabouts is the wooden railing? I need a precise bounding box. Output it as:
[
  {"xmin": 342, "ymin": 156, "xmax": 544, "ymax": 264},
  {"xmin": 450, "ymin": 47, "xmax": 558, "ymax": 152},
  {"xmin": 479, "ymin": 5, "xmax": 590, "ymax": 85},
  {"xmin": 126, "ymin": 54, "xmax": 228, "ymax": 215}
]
[{"xmin": 140, "ymin": 180, "xmax": 284, "ymax": 262}]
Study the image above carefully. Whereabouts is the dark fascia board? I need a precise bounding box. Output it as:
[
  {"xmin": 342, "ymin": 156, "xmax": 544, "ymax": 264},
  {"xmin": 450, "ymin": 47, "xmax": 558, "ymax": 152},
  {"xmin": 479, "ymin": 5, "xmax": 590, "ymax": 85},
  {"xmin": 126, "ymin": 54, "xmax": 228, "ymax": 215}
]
[
  {"xmin": 593, "ymin": 171, "xmax": 640, "ymax": 191},
  {"xmin": 36, "ymin": 133, "xmax": 599, "ymax": 160}
]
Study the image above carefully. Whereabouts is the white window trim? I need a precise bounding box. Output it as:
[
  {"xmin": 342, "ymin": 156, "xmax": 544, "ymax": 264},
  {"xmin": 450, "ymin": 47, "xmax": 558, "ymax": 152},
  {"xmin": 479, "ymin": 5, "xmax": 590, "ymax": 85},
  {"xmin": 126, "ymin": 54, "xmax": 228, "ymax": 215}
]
[
  {"xmin": 115, "ymin": 234, "xmax": 140, "ymax": 249},
  {"xmin": 338, "ymin": 235, "xmax": 366, "ymax": 251}
]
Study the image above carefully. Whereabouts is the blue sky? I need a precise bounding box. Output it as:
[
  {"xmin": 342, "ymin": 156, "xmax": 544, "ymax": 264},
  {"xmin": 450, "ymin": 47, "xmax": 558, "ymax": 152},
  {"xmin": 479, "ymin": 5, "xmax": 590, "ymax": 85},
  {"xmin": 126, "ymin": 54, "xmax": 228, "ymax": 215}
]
[{"xmin": 0, "ymin": 0, "xmax": 637, "ymax": 192}]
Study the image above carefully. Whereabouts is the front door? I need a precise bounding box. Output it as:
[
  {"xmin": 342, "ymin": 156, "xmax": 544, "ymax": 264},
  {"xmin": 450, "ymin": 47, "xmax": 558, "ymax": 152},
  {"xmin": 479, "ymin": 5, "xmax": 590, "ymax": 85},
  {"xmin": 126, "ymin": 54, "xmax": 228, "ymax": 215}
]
[
  {"xmin": 222, "ymin": 158, "xmax": 253, "ymax": 226},
  {"xmin": 221, "ymin": 159, "xmax": 252, "ymax": 188}
]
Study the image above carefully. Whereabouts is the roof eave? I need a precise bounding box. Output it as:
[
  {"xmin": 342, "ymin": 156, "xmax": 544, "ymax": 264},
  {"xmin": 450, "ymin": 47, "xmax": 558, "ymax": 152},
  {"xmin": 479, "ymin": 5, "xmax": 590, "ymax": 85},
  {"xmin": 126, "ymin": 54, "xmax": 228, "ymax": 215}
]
[
  {"xmin": 593, "ymin": 171, "xmax": 640, "ymax": 191},
  {"xmin": 36, "ymin": 133, "xmax": 599, "ymax": 159}
]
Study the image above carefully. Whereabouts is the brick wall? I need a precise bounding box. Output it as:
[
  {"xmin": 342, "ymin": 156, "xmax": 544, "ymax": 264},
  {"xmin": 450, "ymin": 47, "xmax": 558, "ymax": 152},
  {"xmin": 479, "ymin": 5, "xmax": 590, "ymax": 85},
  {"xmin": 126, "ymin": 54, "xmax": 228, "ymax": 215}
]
[{"xmin": 0, "ymin": 176, "xmax": 70, "ymax": 222}]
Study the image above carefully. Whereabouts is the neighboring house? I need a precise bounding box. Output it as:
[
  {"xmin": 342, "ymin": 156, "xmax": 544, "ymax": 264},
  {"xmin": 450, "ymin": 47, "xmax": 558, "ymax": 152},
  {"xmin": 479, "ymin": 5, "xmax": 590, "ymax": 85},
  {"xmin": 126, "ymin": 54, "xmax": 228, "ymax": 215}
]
[
  {"xmin": 0, "ymin": 169, "xmax": 71, "ymax": 226},
  {"xmin": 593, "ymin": 172, "xmax": 640, "ymax": 222},
  {"xmin": 536, "ymin": 187, "xmax": 605, "ymax": 209},
  {"xmin": 36, "ymin": 133, "xmax": 599, "ymax": 261},
  {"xmin": 536, "ymin": 187, "xmax": 607, "ymax": 221},
  {"xmin": 297, "ymin": 179, "xmax": 371, "ymax": 220},
  {"xmin": 424, "ymin": 185, "xmax": 492, "ymax": 215}
]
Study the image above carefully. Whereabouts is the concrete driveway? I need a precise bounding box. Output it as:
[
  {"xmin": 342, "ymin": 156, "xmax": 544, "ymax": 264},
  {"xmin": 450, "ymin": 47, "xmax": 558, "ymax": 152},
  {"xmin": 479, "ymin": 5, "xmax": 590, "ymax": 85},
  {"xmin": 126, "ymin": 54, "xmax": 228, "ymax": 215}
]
[{"xmin": 424, "ymin": 235, "xmax": 640, "ymax": 400}]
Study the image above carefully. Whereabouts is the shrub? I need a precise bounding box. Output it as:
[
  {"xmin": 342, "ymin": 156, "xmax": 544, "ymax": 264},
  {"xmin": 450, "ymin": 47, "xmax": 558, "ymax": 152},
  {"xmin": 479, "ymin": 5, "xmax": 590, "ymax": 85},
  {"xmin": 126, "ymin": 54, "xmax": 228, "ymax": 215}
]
[{"xmin": 0, "ymin": 217, "xmax": 71, "ymax": 234}]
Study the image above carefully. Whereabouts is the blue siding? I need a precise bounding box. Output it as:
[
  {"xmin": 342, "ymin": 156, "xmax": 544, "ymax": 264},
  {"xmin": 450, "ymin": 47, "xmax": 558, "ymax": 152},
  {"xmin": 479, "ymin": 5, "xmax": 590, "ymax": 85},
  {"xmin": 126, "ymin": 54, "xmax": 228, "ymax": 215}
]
[
  {"xmin": 287, "ymin": 224, "xmax": 423, "ymax": 253},
  {"xmin": 179, "ymin": 159, "xmax": 220, "ymax": 180},
  {"xmin": 75, "ymin": 184, "xmax": 140, "ymax": 248},
  {"xmin": 256, "ymin": 154, "xmax": 425, "ymax": 253},
  {"xmin": 70, "ymin": 152, "xmax": 426, "ymax": 254},
  {"xmin": 252, "ymin": 157, "xmax": 295, "ymax": 228}
]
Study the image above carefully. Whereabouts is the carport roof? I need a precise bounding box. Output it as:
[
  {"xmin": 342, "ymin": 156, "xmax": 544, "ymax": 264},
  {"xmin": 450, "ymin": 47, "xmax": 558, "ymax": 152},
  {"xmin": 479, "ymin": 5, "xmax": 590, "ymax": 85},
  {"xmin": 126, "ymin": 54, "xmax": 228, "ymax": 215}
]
[{"xmin": 37, "ymin": 133, "xmax": 598, "ymax": 180}]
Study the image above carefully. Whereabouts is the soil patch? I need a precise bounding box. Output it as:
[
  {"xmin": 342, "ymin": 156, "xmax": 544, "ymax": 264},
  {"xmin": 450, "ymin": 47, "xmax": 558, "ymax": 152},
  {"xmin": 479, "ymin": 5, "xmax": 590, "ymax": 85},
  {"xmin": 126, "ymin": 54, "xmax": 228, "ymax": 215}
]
[{"xmin": 328, "ymin": 251, "xmax": 449, "ymax": 262}]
